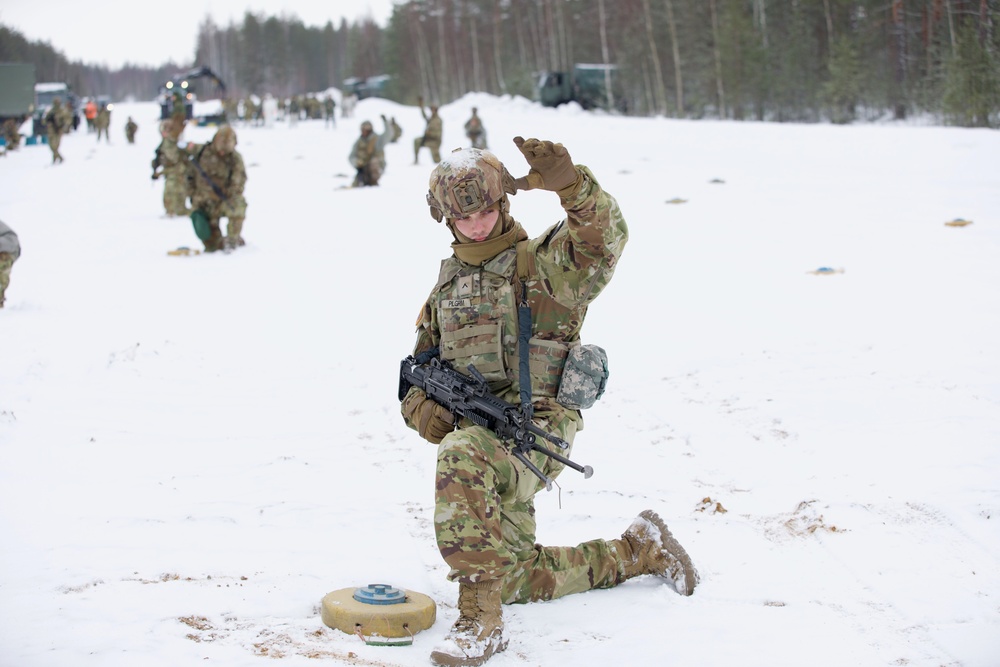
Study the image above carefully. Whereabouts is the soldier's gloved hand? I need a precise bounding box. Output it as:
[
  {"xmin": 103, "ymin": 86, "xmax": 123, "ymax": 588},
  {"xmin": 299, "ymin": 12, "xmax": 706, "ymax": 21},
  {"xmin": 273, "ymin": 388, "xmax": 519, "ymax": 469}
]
[
  {"xmin": 512, "ymin": 136, "xmax": 579, "ymax": 194},
  {"xmin": 403, "ymin": 391, "xmax": 455, "ymax": 444}
]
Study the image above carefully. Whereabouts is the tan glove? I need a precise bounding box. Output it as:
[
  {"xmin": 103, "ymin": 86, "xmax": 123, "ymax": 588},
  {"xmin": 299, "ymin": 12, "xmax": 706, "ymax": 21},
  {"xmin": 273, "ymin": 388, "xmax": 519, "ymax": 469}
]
[
  {"xmin": 512, "ymin": 136, "xmax": 580, "ymax": 193},
  {"xmin": 403, "ymin": 390, "xmax": 455, "ymax": 444}
]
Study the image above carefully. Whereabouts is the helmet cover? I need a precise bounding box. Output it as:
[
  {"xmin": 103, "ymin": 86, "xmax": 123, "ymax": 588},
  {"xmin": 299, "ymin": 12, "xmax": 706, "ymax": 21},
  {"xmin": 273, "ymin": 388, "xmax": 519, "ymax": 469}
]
[
  {"xmin": 426, "ymin": 148, "xmax": 515, "ymax": 222},
  {"xmin": 213, "ymin": 125, "xmax": 237, "ymax": 152}
]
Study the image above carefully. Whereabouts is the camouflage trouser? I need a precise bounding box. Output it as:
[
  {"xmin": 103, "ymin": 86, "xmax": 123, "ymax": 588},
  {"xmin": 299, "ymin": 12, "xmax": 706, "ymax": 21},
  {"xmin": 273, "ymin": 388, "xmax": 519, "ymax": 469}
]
[
  {"xmin": 163, "ymin": 167, "xmax": 190, "ymax": 216},
  {"xmin": 47, "ymin": 132, "xmax": 63, "ymax": 162},
  {"xmin": 353, "ymin": 157, "xmax": 383, "ymax": 187},
  {"xmin": 435, "ymin": 414, "xmax": 622, "ymax": 604},
  {"xmin": 414, "ymin": 136, "xmax": 441, "ymax": 164},
  {"xmin": 0, "ymin": 252, "xmax": 16, "ymax": 305},
  {"xmin": 197, "ymin": 195, "xmax": 247, "ymax": 252}
]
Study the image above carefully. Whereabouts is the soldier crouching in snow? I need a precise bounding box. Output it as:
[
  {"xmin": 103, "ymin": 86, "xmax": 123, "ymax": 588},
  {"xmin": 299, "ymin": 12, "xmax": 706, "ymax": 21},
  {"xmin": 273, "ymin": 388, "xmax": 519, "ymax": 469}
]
[
  {"xmin": 186, "ymin": 125, "xmax": 247, "ymax": 253},
  {"xmin": 400, "ymin": 139, "xmax": 699, "ymax": 667}
]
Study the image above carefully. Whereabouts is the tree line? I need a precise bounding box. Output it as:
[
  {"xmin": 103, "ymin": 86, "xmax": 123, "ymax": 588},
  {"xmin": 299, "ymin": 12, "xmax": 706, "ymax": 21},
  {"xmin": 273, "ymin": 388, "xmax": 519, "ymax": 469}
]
[{"xmin": 4, "ymin": 1, "xmax": 998, "ymax": 128}]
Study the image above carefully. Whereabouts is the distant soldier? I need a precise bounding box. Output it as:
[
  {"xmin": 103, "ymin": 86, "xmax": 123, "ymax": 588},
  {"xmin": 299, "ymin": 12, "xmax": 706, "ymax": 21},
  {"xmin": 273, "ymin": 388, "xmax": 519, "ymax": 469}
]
[
  {"xmin": 242, "ymin": 96, "xmax": 256, "ymax": 125},
  {"xmin": 464, "ymin": 107, "xmax": 488, "ymax": 149},
  {"xmin": 151, "ymin": 118, "xmax": 191, "ymax": 217},
  {"xmin": 95, "ymin": 105, "xmax": 111, "ymax": 142},
  {"xmin": 414, "ymin": 97, "xmax": 442, "ymax": 164},
  {"xmin": 324, "ymin": 94, "xmax": 337, "ymax": 128},
  {"xmin": 125, "ymin": 117, "xmax": 138, "ymax": 144},
  {"xmin": 341, "ymin": 92, "xmax": 357, "ymax": 118},
  {"xmin": 186, "ymin": 125, "xmax": 247, "ymax": 252},
  {"xmin": 0, "ymin": 220, "xmax": 20, "ymax": 309},
  {"xmin": 2, "ymin": 118, "xmax": 22, "ymax": 151},
  {"xmin": 389, "ymin": 116, "xmax": 402, "ymax": 143},
  {"xmin": 349, "ymin": 120, "xmax": 381, "ymax": 187},
  {"xmin": 43, "ymin": 98, "xmax": 69, "ymax": 164}
]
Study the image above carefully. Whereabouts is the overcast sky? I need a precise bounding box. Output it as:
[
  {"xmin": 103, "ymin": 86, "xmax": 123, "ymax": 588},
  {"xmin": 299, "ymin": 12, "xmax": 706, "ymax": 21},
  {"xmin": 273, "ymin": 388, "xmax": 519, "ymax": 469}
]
[{"xmin": 1, "ymin": 0, "xmax": 398, "ymax": 69}]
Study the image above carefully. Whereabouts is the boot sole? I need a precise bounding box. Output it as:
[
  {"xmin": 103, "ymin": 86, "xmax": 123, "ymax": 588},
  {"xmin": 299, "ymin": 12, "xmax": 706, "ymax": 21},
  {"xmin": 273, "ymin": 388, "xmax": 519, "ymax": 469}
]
[
  {"xmin": 430, "ymin": 636, "xmax": 508, "ymax": 667},
  {"xmin": 640, "ymin": 509, "xmax": 699, "ymax": 596}
]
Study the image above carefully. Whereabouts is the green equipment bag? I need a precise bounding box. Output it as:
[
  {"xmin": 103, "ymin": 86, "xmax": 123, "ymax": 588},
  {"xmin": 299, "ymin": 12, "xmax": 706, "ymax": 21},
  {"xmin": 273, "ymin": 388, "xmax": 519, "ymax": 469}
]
[{"xmin": 190, "ymin": 209, "xmax": 211, "ymax": 241}]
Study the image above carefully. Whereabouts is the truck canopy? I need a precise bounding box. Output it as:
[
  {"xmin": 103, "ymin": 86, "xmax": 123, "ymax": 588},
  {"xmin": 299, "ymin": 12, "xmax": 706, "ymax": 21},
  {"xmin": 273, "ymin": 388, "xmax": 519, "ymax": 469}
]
[{"xmin": 0, "ymin": 64, "xmax": 36, "ymax": 119}]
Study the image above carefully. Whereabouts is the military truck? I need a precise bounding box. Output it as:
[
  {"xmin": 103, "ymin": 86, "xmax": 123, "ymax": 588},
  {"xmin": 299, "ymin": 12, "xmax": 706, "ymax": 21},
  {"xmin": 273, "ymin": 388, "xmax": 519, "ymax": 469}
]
[
  {"xmin": 536, "ymin": 64, "xmax": 622, "ymax": 112},
  {"xmin": 0, "ymin": 63, "xmax": 35, "ymax": 150},
  {"xmin": 343, "ymin": 75, "xmax": 391, "ymax": 100},
  {"xmin": 0, "ymin": 63, "xmax": 36, "ymax": 121}
]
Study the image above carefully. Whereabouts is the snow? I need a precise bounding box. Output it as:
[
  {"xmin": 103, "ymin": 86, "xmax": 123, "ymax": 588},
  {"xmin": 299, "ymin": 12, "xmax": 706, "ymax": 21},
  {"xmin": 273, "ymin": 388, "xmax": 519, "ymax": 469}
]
[{"xmin": 1, "ymin": 92, "xmax": 998, "ymax": 667}]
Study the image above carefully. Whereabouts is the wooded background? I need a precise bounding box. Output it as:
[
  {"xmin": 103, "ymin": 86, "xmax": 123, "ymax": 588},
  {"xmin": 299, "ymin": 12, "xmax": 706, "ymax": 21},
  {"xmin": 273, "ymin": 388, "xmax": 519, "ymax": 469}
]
[{"xmin": 3, "ymin": 0, "xmax": 998, "ymax": 127}]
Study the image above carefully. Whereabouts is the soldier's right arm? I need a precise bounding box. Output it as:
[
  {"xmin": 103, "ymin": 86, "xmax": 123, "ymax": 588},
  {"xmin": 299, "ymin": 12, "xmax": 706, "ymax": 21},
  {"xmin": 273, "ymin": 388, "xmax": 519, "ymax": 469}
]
[{"xmin": 400, "ymin": 299, "xmax": 455, "ymax": 442}]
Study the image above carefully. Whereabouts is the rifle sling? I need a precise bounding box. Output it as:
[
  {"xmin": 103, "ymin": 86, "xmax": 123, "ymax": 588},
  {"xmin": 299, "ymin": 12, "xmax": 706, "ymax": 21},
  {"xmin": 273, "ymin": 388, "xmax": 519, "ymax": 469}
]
[{"xmin": 192, "ymin": 145, "xmax": 228, "ymax": 201}]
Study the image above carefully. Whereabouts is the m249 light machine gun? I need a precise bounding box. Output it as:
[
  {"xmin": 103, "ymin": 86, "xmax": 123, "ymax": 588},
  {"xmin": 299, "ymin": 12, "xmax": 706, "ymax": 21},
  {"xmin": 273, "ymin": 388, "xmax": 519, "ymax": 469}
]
[{"xmin": 399, "ymin": 353, "xmax": 594, "ymax": 490}]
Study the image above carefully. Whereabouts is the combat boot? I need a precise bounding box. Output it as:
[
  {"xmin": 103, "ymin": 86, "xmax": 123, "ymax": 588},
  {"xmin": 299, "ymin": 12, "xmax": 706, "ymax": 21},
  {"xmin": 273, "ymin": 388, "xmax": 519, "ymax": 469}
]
[
  {"xmin": 612, "ymin": 509, "xmax": 699, "ymax": 596},
  {"xmin": 430, "ymin": 579, "xmax": 507, "ymax": 667}
]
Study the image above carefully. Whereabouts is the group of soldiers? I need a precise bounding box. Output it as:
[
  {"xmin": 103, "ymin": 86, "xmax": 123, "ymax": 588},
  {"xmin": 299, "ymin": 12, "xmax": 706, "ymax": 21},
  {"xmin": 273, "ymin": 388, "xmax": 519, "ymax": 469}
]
[
  {"xmin": 223, "ymin": 93, "xmax": 344, "ymax": 128},
  {"xmin": 349, "ymin": 102, "xmax": 488, "ymax": 188},
  {"xmin": 2, "ymin": 97, "xmax": 138, "ymax": 165},
  {"xmin": 152, "ymin": 113, "xmax": 247, "ymax": 253}
]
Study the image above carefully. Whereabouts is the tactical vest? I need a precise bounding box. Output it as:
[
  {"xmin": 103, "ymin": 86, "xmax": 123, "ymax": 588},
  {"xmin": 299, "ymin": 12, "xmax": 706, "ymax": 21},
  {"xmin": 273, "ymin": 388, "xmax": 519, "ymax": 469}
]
[{"xmin": 432, "ymin": 242, "xmax": 572, "ymax": 403}]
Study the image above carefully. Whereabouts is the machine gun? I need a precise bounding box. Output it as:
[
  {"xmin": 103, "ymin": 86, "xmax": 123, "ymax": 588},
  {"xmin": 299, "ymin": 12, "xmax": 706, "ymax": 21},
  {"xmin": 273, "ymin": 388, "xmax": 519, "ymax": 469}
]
[{"xmin": 399, "ymin": 353, "xmax": 593, "ymax": 490}]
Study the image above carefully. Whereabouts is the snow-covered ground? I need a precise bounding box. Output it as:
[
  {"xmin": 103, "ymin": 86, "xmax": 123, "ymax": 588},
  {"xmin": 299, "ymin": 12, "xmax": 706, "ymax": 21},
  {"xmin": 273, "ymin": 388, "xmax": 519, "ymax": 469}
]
[{"xmin": 1, "ymin": 93, "xmax": 998, "ymax": 667}]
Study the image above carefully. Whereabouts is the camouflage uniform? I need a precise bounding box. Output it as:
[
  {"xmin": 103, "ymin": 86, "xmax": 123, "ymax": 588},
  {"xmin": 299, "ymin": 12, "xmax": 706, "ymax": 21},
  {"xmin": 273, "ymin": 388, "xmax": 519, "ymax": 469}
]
[
  {"xmin": 465, "ymin": 108, "xmax": 487, "ymax": 149},
  {"xmin": 125, "ymin": 117, "xmax": 138, "ymax": 144},
  {"xmin": 43, "ymin": 99, "xmax": 69, "ymax": 164},
  {"xmin": 152, "ymin": 120, "xmax": 191, "ymax": 217},
  {"xmin": 187, "ymin": 126, "xmax": 247, "ymax": 252},
  {"xmin": 349, "ymin": 121, "xmax": 381, "ymax": 187},
  {"xmin": 0, "ymin": 220, "xmax": 21, "ymax": 308},
  {"xmin": 323, "ymin": 95, "xmax": 336, "ymax": 127},
  {"xmin": 95, "ymin": 107, "xmax": 111, "ymax": 142},
  {"xmin": 414, "ymin": 102, "xmax": 443, "ymax": 164},
  {"xmin": 2, "ymin": 118, "xmax": 22, "ymax": 151},
  {"xmin": 402, "ymin": 152, "xmax": 629, "ymax": 601}
]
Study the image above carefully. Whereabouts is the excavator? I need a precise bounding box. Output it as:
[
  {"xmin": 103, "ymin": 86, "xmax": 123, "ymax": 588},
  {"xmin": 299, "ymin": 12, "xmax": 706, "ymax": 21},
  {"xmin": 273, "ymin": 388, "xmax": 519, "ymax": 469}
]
[{"xmin": 158, "ymin": 66, "xmax": 228, "ymax": 126}]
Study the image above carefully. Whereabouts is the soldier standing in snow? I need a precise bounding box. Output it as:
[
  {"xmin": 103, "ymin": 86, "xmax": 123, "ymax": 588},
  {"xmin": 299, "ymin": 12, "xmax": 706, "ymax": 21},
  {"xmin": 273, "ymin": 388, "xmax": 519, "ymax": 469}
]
[
  {"xmin": 95, "ymin": 105, "xmax": 111, "ymax": 143},
  {"xmin": 43, "ymin": 98, "xmax": 69, "ymax": 164},
  {"xmin": 186, "ymin": 125, "xmax": 247, "ymax": 252},
  {"xmin": 401, "ymin": 139, "xmax": 698, "ymax": 667},
  {"xmin": 0, "ymin": 220, "xmax": 20, "ymax": 308},
  {"xmin": 125, "ymin": 117, "xmax": 138, "ymax": 144},
  {"xmin": 414, "ymin": 96, "xmax": 443, "ymax": 165},
  {"xmin": 464, "ymin": 107, "xmax": 487, "ymax": 149}
]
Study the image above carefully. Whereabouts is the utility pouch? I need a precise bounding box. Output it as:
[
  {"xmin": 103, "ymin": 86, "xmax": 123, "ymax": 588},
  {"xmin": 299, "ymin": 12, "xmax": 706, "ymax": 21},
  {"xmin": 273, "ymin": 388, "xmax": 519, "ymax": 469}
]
[
  {"xmin": 556, "ymin": 344, "xmax": 609, "ymax": 410},
  {"xmin": 190, "ymin": 209, "xmax": 211, "ymax": 241}
]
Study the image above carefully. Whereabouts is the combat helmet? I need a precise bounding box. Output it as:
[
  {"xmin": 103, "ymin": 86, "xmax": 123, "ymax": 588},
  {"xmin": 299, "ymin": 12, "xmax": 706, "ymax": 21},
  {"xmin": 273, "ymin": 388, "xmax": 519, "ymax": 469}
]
[
  {"xmin": 426, "ymin": 148, "xmax": 517, "ymax": 223},
  {"xmin": 360, "ymin": 120, "xmax": 373, "ymax": 133},
  {"xmin": 213, "ymin": 125, "xmax": 237, "ymax": 152}
]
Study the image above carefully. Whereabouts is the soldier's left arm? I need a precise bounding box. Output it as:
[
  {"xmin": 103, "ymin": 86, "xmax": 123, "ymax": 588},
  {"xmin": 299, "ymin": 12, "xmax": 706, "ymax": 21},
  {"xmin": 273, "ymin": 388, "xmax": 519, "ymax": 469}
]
[{"xmin": 530, "ymin": 166, "xmax": 629, "ymax": 309}]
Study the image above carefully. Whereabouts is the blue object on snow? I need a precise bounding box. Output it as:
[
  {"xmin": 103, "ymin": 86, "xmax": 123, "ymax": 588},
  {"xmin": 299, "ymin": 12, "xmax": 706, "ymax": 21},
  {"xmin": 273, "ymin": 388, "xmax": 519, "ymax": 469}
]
[{"xmin": 353, "ymin": 583, "xmax": 407, "ymax": 605}]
